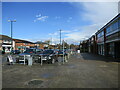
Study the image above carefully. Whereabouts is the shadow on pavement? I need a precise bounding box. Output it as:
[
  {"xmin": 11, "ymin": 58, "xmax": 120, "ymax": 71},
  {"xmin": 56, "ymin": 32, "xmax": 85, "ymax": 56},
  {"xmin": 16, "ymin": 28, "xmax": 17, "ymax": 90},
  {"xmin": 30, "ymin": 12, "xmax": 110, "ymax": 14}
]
[{"xmin": 80, "ymin": 53, "xmax": 120, "ymax": 63}]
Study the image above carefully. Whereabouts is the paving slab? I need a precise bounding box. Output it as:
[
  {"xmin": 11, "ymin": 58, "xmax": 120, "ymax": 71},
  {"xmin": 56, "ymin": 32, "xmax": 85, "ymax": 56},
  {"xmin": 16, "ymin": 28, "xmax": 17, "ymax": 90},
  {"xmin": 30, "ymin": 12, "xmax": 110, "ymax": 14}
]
[{"xmin": 2, "ymin": 53, "xmax": 119, "ymax": 88}]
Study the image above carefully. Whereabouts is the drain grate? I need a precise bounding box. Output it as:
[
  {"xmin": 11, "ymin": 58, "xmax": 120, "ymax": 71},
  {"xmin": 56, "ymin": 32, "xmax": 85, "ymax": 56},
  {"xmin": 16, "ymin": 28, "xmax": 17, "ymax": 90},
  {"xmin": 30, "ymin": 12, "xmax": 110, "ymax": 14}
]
[{"xmin": 28, "ymin": 80, "xmax": 43, "ymax": 85}]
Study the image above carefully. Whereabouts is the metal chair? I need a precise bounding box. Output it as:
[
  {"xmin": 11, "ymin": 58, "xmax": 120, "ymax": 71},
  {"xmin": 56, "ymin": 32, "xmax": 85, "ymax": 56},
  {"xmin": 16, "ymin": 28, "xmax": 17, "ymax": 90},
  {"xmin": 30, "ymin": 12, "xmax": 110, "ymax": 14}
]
[
  {"xmin": 7, "ymin": 55, "xmax": 14, "ymax": 65},
  {"xmin": 33, "ymin": 55, "xmax": 41, "ymax": 63},
  {"xmin": 18, "ymin": 55, "xmax": 26, "ymax": 65}
]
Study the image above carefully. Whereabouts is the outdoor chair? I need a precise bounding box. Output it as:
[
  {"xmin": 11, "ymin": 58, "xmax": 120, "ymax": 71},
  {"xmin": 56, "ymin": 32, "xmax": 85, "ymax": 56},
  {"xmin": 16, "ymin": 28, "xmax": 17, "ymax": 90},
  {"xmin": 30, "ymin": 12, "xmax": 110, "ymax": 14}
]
[
  {"xmin": 7, "ymin": 55, "xmax": 14, "ymax": 65},
  {"xmin": 33, "ymin": 55, "xmax": 41, "ymax": 63},
  {"xmin": 18, "ymin": 55, "xmax": 26, "ymax": 65}
]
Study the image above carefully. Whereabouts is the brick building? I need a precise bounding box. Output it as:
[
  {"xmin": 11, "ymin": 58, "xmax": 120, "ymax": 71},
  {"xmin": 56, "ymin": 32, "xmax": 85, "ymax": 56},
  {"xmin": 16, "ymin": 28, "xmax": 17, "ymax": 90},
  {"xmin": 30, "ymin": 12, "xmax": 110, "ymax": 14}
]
[
  {"xmin": 80, "ymin": 40, "xmax": 89, "ymax": 53},
  {"xmin": 35, "ymin": 41, "xmax": 49, "ymax": 49},
  {"xmin": 0, "ymin": 35, "xmax": 12, "ymax": 53},
  {"xmin": 80, "ymin": 13, "xmax": 120, "ymax": 59},
  {"xmin": 88, "ymin": 35, "xmax": 97, "ymax": 54},
  {"xmin": 96, "ymin": 29, "xmax": 105, "ymax": 56},
  {"xmin": 13, "ymin": 39, "xmax": 36, "ymax": 52},
  {"xmin": 105, "ymin": 14, "xmax": 120, "ymax": 58}
]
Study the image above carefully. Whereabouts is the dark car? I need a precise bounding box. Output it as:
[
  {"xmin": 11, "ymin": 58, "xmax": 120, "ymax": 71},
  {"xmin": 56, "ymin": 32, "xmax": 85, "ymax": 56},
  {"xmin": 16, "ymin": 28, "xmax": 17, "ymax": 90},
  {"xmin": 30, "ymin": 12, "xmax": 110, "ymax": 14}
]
[
  {"xmin": 11, "ymin": 50, "xmax": 21, "ymax": 54},
  {"xmin": 39, "ymin": 49, "xmax": 58, "ymax": 64},
  {"xmin": 57, "ymin": 50, "xmax": 68, "ymax": 57},
  {"xmin": 23, "ymin": 48, "xmax": 43, "ymax": 54},
  {"xmin": 16, "ymin": 48, "xmax": 42, "ymax": 64}
]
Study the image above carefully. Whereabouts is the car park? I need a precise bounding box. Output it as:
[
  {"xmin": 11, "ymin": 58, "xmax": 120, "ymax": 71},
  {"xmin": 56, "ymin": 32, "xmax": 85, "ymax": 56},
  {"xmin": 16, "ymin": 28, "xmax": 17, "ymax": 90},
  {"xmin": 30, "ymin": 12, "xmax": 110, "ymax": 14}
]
[
  {"xmin": 16, "ymin": 48, "xmax": 43, "ymax": 64},
  {"xmin": 11, "ymin": 50, "xmax": 21, "ymax": 54},
  {"xmin": 39, "ymin": 49, "xmax": 58, "ymax": 64},
  {"xmin": 57, "ymin": 50, "xmax": 68, "ymax": 57}
]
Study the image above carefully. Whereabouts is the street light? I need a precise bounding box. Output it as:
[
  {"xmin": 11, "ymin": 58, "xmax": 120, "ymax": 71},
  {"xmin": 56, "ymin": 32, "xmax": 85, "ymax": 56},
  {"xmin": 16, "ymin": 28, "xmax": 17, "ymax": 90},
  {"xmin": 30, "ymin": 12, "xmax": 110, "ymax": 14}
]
[
  {"xmin": 8, "ymin": 20, "xmax": 16, "ymax": 52},
  {"xmin": 59, "ymin": 29, "xmax": 62, "ymax": 49}
]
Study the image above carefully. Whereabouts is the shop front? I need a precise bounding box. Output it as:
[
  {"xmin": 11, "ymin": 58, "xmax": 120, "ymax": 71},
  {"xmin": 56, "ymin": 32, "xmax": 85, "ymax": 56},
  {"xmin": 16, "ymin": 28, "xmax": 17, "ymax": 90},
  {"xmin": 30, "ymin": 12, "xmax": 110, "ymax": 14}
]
[
  {"xmin": 2, "ymin": 44, "xmax": 12, "ymax": 53},
  {"xmin": 97, "ymin": 34, "xmax": 105, "ymax": 56},
  {"xmin": 106, "ymin": 31, "xmax": 120, "ymax": 58},
  {"xmin": 97, "ymin": 43, "xmax": 104, "ymax": 56}
]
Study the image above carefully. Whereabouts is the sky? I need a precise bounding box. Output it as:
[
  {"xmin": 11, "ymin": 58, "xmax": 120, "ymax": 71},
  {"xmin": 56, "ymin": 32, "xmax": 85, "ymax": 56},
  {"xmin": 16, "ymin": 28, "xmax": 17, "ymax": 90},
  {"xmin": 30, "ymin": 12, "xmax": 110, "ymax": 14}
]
[{"xmin": 2, "ymin": 1, "xmax": 118, "ymax": 44}]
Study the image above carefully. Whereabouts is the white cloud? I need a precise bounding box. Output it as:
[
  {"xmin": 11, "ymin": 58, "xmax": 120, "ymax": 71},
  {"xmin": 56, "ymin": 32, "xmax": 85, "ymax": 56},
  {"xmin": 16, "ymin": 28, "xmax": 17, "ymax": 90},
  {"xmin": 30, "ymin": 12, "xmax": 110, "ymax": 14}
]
[
  {"xmin": 49, "ymin": 30, "xmax": 72, "ymax": 36},
  {"xmin": 34, "ymin": 13, "xmax": 49, "ymax": 22},
  {"xmin": 33, "ymin": 20, "xmax": 36, "ymax": 22},
  {"xmin": 61, "ymin": 30, "xmax": 72, "ymax": 33},
  {"xmin": 48, "ymin": 23, "xmax": 102, "ymax": 44},
  {"xmin": 51, "ymin": 38, "xmax": 60, "ymax": 44},
  {"xmin": 37, "ymin": 16, "xmax": 48, "ymax": 21},
  {"xmin": 55, "ymin": 16, "xmax": 61, "ymax": 19},
  {"xmin": 33, "ymin": 2, "xmax": 118, "ymax": 44},
  {"xmin": 49, "ymin": 32, "xmax": 58, "ymax": 36},
  {"xmin": 32, "ymin": 2, "xmax": 118, "ymax": 44},
  {"xmin": 67, "ymin": 17, "xmax": 73, "ymax": 22},
  {"xmin": 69, "ymin": 17, "xmax": 72, "ymax": 19},
  {"xmin": 82, "ymin": 2, "xmax": 118, "ymax": 25},
  {"xmin": 66, "ymin": 2, "xmax": 118, "ymax": 41},
  {"xmin": 36, "ymin": 14, "xmax": 42, "ymax": 17}
]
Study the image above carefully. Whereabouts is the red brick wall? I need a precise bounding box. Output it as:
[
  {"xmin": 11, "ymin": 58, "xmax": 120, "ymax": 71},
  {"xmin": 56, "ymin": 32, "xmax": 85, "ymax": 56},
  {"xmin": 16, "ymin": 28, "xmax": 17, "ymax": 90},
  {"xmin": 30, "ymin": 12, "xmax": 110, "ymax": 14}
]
[{"xmin": 15, "ymin": 43, "xmax": 36, "ymax": 50}]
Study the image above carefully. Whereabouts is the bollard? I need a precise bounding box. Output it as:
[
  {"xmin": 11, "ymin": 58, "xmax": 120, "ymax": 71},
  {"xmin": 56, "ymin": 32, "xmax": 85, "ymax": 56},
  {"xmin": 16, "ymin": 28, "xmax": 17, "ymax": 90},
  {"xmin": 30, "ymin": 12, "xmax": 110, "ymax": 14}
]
[
  {"xmin": 24, "ymin": 55, "xmax": 26, "ymax": 65},
  {"xmin": 27, "ymin": 55, "xmax": 32, "ymax": 66},
  {"xmin": 65, "ymin": 55, "xmax": 68, "ymax": 62},
  {"xmin": 58, "ymin": 56, "xmax": 62, "ymax": 65},
  {"xmin": 41, "ymin": 55, "xmax": 43, "ymax": 66}
]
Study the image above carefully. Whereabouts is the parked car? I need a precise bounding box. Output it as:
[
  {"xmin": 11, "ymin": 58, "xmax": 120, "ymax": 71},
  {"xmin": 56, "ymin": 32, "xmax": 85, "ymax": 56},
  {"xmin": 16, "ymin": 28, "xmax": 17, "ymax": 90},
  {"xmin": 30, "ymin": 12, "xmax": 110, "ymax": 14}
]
[
  {"xmin": 57, "ymin": 50, "xmax": 68, "ymax": 57},
  {"xmin": 36, "ymin": 49, "xmax": 44, "ymax": 54},
  {"xmin": 23, "ymin": 48, "xmax": 43, "ymax": 54},
  {"xmin": 39, "ymin": 49, "xmax": 58, "ymax": 64},
  {"xmin": 16, "ymin": 48, "xmax": 42, "ymax": 64},
  {"xmin": 11, "ymin": 50, "xmax": 21, "ymax": 54}
]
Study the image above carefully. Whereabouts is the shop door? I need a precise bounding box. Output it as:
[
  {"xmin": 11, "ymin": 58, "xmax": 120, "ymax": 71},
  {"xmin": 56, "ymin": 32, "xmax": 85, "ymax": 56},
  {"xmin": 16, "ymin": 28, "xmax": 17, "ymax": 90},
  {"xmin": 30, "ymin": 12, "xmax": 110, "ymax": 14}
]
[{"xmin": 115, "ymin": 41, "xmax": 120, "ymax": 58}]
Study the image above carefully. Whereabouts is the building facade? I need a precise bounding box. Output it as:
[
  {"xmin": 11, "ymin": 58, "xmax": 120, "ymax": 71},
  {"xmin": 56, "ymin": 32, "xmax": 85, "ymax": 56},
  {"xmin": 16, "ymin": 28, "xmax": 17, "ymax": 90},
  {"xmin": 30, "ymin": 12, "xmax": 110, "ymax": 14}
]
[
  {"xmin": 80, "ymin": 13, "xmax": 120, "ymax": 59},
  {"xmin": 96, "ymin": 29, "xmax": 105, "ymax": 56},
  {"xmin": 13, "ymin": 39, "xmax": 36, "ymax": 52},
  {"xmin": 105, "ymin": 14, "xmax": 120, "ymax": 58},
  {"xmin": 35, "ymin": 41, "xmax": 49, "ymax": 49},
  {"xmin": 0, "ymin": 35, "xmax": 12, "ymax": 53},
  {"xmin": 80, "ymin": 40, "xmax": 89, "ymax": 53},
  {"xmin": 88, "ymin": 35, "xmax": 97, "ymax": 54}
]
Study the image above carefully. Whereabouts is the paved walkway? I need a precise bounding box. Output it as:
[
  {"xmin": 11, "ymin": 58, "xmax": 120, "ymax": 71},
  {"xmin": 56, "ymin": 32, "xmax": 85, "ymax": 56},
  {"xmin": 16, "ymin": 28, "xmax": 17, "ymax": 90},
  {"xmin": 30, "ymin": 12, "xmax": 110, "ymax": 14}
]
[{"xmin": 2, "ymin": 53, "xmax": 119, "ymax": 88}]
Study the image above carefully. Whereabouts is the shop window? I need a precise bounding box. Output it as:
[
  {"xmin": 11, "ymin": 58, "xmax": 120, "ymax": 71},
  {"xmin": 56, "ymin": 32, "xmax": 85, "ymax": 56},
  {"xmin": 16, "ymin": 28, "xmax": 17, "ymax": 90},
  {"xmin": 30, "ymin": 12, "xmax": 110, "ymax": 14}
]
[
  {"xmin": 119, "ymin": 19, "xmax": 120, "ymax": 28},
  {"xmin": 97, "ymin": 31, "xmax": 104, "ymax": 38},
  {"xmin": 110, "ymin": 25, "xmax": 113, "ymax": 32},
  {"xmin": 106, "ymin": 20, "xmax": 119, "ymax": 34},
  {"xmin": 113, "ymin": 21, "xmax": 118, "ymax": 30},
  {"xmin": 115, "ymin": 21, "xmax": 118, "ymax": 29},
  {"xmin": 101, "ymin": 31, "xmax": 104, "ymax": 36},
  {"xmin": 109, "ymin": 43, "xmax": 114, "ymax": 57},
  {"xmin": 106, "ymin": 26, "xmax": 110, "ymax": 33}
]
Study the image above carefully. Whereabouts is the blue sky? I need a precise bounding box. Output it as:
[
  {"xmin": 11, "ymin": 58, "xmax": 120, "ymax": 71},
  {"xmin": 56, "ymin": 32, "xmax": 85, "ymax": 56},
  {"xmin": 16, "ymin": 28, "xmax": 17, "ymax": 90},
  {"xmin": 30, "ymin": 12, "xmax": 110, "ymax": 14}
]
[{"xmin": 2, "ymin": 2, "xmax": 118, "ymax": 44}]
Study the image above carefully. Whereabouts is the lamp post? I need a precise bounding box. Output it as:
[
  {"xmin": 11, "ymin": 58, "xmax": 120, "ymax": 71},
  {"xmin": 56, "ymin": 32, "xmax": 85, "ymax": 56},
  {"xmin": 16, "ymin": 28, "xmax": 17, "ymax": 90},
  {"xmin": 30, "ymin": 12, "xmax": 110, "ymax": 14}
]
[
  {"xmin": 59, "ymin": 29, "xmax": 62, "ymax": 49},
  {"xmin": 8, "ymin": 20, "xmax": 16, "ymax": 52},
  {"xmin": 62, "ymin": 40, "xmax": 64, "ymax": 64}
]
